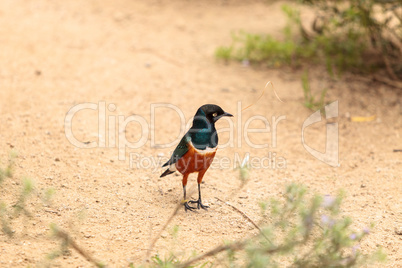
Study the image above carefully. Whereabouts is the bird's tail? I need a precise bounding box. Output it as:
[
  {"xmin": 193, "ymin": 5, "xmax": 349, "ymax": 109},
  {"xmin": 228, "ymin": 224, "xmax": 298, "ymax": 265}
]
[{"xmin": 160, "ymin": 169, "xmax": 175, "ymax": 177}]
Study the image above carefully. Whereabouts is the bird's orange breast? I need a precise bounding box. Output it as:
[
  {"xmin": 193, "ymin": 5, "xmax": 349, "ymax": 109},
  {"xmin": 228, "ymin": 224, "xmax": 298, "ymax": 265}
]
[{"xmin": 175, "ymin": 143, "xmax": 217, "ymax": 175}]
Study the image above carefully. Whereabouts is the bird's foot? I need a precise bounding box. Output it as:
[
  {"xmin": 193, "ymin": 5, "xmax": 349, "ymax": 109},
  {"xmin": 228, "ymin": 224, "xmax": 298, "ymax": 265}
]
[
  {"xmin": 189, "ymin": 199, "xmax": 209, "ymax": 210},
  {"xmin": 183, "ymin": 201, "xmax": 197, "ymax": 212}
]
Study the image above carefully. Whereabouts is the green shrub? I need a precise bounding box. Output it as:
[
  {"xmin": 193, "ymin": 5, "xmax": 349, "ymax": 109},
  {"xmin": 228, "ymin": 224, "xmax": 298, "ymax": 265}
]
[
  {"xmin": 160, "ymin": 184, "xmax": 385, "ymax": 268},
  {"xmin": 302, "ymin": 71, "xmax": 328, "ymax": 112},
  {"xmin": 216, "ymin": 1, "xmax": 402, "ymax": 79}
]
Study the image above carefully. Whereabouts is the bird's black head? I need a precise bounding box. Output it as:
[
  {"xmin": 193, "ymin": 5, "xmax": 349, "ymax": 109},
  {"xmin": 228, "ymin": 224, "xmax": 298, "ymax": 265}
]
[
  {"xmin": 197, "ymin": 104, "xmax": 233, "ymax": 124},
  {"xmin": 190, "ymin": 104, "xmax": 233, "ymax": 149}
]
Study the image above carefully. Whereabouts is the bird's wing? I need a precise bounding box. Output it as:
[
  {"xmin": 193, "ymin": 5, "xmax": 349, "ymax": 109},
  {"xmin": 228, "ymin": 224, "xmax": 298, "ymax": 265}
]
[{"xmin": 162, "ymin": 134, "xmax": 190, "ymax": 167}]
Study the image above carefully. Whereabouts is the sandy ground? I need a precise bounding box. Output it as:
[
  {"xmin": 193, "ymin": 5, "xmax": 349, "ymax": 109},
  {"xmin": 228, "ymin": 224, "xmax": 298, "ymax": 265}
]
[{"xmin": 0, "ymin": 0, "xmax": 401, "ymax": 267}]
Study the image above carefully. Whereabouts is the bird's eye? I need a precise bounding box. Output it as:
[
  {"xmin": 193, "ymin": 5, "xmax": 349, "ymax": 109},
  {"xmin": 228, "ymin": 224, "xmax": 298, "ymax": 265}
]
[{"xmin": 212, "ymin": 112, "xmax": 218, "ymax": 117}]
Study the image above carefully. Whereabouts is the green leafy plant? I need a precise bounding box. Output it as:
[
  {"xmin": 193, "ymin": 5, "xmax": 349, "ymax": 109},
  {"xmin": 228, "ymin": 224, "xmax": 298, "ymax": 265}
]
[
  {"xmin": 151, "ymin": 254, "xmax": 180, "ymax": 268},
  {"xmin": 302, "ymin": 0, "xmax": 402, "ymax": 79},
  {"xmin": 0, "ymin": 151, "xmax": 16, "ymax": 184},
  {"xmin": 215, "ymin": 30, "xmax": 300, "ymax": 67},
  {"xmin": 215, "ymin": 46, "xmax": 233, "ymax": 61},
  {"xmin": 179, "ymin": 184, "xmax": 385, "ymax": 268},
  {"xmin": 0, "ymin": 152, "xmax": 35, "ymax": 238},
  {"xmin": 216, "ymin": 1, "xmax": 402, "ymax": 80},
  {"xmin": 302, "ymin": 71, "xmax": 327, "ymax": 112}
]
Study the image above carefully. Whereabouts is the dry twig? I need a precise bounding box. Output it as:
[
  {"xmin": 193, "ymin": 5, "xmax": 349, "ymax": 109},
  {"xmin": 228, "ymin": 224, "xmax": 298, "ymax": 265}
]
[
  {"xmin": 144, "ymin": 188, "xmax": 196, "ymax": 261},
  {"xmin": 179, "ymin": 236, "xmax": 304, "ymax": 268},
  {"xmin": 373, "ymin": 74, "xmax": 402, "ymax": 88},
  {"xmin": 145, "ymin": 202, "xmax": 182, "ymax": 260},
  {"xmin": 178, "ymin": 240, "xmax": 247, "ymax": 268},
  {"xmin": 215, "ymin": 197, "xmax": 272, "ymax": 244},
  {"xmin": 52, "ymin": 225, "xmax": 104, "ymax": 268}
]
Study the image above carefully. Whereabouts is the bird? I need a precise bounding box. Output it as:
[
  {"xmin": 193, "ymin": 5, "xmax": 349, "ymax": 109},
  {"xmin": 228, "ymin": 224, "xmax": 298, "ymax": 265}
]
[{"xmin": 160, "ymin": 104, "xmax": 233, "ymax": 211}]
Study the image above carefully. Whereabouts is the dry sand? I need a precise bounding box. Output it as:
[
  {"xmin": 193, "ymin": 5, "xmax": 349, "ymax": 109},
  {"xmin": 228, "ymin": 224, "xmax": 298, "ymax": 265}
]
[{"xmin": 0, "ymin": 0, "xmax": 401, "ymax": 267}]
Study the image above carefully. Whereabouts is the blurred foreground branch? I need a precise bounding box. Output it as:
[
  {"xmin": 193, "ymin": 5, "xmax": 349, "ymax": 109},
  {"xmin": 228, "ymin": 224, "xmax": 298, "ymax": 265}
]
[{"xmin": 51, "ymin": 224, "xmax": 105, "ymax": 268}]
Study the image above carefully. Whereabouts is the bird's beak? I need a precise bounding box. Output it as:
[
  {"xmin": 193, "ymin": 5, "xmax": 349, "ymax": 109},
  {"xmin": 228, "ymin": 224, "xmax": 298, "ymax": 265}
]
[{"xmin": 214, "ymin": 112, "xmax": 233, "ymax": 122}]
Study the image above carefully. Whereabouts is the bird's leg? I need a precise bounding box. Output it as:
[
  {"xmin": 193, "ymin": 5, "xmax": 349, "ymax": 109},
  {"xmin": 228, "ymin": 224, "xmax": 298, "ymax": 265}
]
[
  {"xmin": 189, "ymin": 171, "xmax": 209, "ymax": 210},
  {"xmin": 182, "ymin": 176, "xmax": 196, "ymax": 212},
  {"xmin": 189, "ymin": 183, "xmax": 209, "ymax": 210}
]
